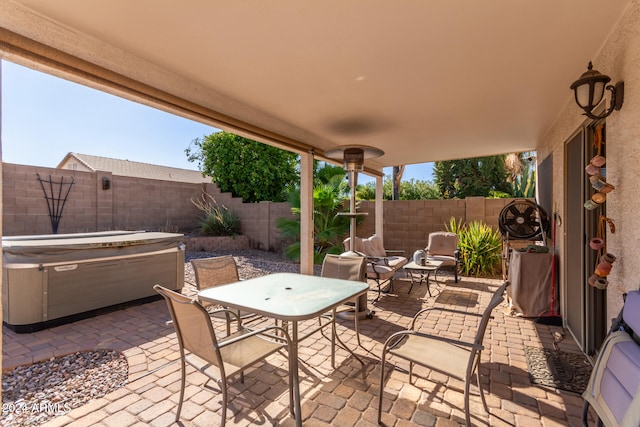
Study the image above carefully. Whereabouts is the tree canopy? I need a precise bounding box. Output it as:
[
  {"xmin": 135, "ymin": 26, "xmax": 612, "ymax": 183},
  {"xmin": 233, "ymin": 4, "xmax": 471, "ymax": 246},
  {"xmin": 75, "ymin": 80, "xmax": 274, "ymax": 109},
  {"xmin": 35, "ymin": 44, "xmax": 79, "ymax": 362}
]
[
  {"xmin": 433, "ymin": 155, "xmax": 511, "ymax": 199},
  {"xmin": 357, "ymin": 177, "xmax": 440, "ymax": 200},
  {"xmin": 186, "ymin": 131, "xmax": 299, "ymax": 203}
]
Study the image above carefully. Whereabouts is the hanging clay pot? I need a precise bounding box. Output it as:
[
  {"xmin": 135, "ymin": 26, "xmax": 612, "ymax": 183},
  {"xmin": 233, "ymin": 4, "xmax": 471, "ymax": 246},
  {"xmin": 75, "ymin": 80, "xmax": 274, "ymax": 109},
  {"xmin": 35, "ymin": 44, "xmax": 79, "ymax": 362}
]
[
  {"xmin": 590, "ymin": 177, "xmax": 606, "ymax": 191},
  {"xmin": 600, "ymin": 182, "xmax": 615, "ymax": 194},
  {"xmin": 595, "ymin": 260, "xmax": 612, "ymax": 277},
  {"xmin": 603, "ymin": 253, "xmax": 617, "ymax": 263},
  {"xmin": 594, "ymin": 277, "xmax": 608, "ymax": 290},
  {"xmin": 591, "ymin": 155, "xmax": 606, "ymax": 167},
  {"xmin": 584, "ymin": 200, "xmax": 598, "ymax": 210},
  {"xmin": 585, "ymin": 163, "xmax": 600, "ymax": 175},
  {"xmin": 592, "ymin": 192, "xmax": 606, "ymax": 204},
  {"xmin": 588, "ymin": 274, "xmax": 608, "ymax": 289},
  {"xmin": 589, "ymin": 237, "xmax": 605, "ymax": 250}
]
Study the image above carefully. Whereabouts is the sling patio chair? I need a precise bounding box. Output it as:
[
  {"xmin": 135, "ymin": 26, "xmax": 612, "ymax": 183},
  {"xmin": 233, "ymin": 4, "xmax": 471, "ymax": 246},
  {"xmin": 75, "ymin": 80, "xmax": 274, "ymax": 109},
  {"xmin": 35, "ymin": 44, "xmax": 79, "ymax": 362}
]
[
  {"xmin": 378, "ymin": 281, "xmax": 508, "ymax": 426},
  {"xmin": 318, "ymin": 254, "xmax": 368, "ymax": 365},
  {"xmin": 191, "ymin": 255, "xmax": 262, "ymax": 335},
  {"xmin": 343, "ymin": 235, "xmax": 408, "ymax": 300},
  {"xmin": 425, "ymin": 231, "xmax": 460, "ymax": 283},
  {"xmin": 154, "ymin": 285, "xmax": 294, "ymax": 427}
]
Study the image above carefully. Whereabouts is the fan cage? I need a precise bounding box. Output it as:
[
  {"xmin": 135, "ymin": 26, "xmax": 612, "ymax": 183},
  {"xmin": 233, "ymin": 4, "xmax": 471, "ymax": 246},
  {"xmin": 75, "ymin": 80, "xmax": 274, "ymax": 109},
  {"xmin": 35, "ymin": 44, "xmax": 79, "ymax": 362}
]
[{"xmin": 498, "ymin": 199, "xmax": 549, "ymax": 241}]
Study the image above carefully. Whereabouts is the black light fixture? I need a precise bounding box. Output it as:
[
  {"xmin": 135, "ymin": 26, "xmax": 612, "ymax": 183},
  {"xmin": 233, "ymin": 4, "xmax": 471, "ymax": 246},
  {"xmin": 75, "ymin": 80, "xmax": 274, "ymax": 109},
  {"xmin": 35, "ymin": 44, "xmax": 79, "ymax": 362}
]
[{"xmin": 570, "ymin": 61, "xmax": 624, "ymax": 120}]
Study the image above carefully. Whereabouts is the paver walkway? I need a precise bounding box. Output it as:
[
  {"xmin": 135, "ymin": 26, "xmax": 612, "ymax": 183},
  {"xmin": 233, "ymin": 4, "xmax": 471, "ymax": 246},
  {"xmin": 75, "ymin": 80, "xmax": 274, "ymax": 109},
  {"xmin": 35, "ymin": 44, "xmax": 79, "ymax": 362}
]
[{"xmin": 3, "ymin": 274, "xmax": 592, "ymax": 426}]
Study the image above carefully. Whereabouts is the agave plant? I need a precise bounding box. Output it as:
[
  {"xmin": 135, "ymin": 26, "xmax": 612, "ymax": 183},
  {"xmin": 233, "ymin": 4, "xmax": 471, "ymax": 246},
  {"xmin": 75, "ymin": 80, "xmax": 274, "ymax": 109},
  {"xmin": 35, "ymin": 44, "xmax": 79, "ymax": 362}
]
[
  {"xmin": 447, "ymin": 217, "xmax": 502, "ymax": 277},
  {"xmin": 191, "ymin": 193, "xmax": 240, "ymax": 236}
]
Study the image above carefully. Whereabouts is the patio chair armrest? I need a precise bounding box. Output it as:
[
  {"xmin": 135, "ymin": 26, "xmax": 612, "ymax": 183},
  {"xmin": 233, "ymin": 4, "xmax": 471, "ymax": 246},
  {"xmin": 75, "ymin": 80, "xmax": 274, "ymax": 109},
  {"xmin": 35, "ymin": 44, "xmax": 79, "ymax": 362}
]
[
  {"xmin": 218, "ymin": 325, "xmax": 292, "ymax": 348},
  {"xmin": 208, "ymin": 307, "xmax": 242, "ymax": 331},
  {"xmin": 366, "ymin": 256, "xmax": 391, "ymax": 267},
  {"xmin": 384, "ymin": 330, "xmax": 483, "ymax": 351},
  {"xmin": 385, "ymin": 249, "xmax": 405, "ymax": 255}
]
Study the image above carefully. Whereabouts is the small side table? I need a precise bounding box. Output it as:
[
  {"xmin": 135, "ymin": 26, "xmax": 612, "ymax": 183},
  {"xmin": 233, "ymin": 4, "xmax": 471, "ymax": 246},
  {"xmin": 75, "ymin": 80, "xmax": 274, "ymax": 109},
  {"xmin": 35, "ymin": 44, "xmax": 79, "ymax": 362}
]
[{"xmin": 402, "ymin": 260, "xmax": 443, "ymax": 296}]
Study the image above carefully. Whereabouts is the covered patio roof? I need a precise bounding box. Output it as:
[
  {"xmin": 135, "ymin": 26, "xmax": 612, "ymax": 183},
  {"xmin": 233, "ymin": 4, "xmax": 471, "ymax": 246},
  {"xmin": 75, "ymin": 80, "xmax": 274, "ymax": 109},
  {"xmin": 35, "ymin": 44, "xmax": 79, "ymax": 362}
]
[{"xmin": 0, "ymin": 0, "xmax": 632, "ymax": 173}]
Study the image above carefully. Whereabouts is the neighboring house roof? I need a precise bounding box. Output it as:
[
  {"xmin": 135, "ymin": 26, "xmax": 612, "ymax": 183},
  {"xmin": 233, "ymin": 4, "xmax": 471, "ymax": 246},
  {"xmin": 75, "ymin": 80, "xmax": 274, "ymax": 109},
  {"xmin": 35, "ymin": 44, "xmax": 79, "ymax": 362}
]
[{"xmin": 57, "ymin": 152, "xmax": 210, "ymax": 184}]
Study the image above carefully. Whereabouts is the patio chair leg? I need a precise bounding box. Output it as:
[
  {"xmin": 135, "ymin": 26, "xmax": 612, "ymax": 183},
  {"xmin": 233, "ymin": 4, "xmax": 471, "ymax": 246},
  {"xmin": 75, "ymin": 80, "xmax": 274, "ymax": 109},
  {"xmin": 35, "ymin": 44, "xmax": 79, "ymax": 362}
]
[
  {"xmin": 582, "ymin": 401, "xmax": 590, "ymax": 426},
  {"xmin": 176, "ymin": 358, "xmax": 186, "ymax": 421},
  {"xmin": 378, "ymin": 348, "xmax": 388, "ymax": 424},
  {"xmin": 475, "ymin": 357, "xmax": 489, "ymax": 412},
  {"xmin": 220, "ymin": 380, "xmax": 228, "ymax": 427},
  {"xmin": 464, "ymin": 379, "xmax": 471, "ymax": 427},
  {"xmin": 331, "ymin": 310, "xmax": 336, "ymax": 368}
]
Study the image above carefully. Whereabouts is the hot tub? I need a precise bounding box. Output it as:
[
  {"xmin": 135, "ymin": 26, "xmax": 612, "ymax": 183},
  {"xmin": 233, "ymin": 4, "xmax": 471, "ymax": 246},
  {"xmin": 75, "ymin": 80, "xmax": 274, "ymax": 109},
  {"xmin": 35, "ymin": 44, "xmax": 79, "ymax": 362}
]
[{"xmin": 2, "ymin": 230, "xmax": 185, "ymax": 332}]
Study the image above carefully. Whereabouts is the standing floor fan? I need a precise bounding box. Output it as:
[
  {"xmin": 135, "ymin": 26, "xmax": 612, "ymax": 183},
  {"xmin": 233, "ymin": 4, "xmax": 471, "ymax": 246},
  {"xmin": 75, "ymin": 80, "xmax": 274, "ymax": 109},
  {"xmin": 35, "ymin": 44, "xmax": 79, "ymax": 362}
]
[
  {"xmin": 499, "ymin": 199, "xmax": 561, "ymax": 325},
  {"xmin": 499, "ymin": 199, "xmax": 549, "ymax": 278}
]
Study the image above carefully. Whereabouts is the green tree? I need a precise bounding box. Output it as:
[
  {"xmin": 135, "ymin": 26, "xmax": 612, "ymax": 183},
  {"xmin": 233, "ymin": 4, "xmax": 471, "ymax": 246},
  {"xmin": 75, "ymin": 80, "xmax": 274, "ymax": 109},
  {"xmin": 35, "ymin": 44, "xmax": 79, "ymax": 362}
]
[
  {"xmin": 277, "ymin": 164, "xmax": 352, "ymax": 264},
  {"xmin": 186, "ymin": 131, "xmax": 299, "ymax": 203},
  {"xmin": 433, "ymin": 155, "xmax": 511, "ymax": 199},
  {"xmin": 356, "ymin": 176, "xmax": 441, "ymax": 200}
]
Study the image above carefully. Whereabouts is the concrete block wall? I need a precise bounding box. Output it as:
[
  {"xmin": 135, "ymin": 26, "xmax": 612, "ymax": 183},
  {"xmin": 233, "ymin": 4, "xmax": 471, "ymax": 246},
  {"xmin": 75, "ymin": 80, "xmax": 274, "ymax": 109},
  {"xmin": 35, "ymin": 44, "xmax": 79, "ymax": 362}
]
[
  {"xmin": 355, "ymin": 197, "xmax": 514, "ymax": 256},
  {"xmin": 3, "ymin": 163, "xmax": 519, "ymax": 255},
  {"xmin": 111, "ymin": 175, "xmax": 204, "ymax": 232},
  {"xmin": 3, "ymin": 164, "xmax": 98, "ymax": 235},
  {"xmin": 2, "ymin": 163, "xmax": 294, "ymax": 252}
]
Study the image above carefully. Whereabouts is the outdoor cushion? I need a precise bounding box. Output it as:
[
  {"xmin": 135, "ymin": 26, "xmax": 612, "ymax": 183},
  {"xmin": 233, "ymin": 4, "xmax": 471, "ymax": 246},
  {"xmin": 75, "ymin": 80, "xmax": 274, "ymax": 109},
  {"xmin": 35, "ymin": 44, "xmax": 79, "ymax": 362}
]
[
  {"xmin": 426, "ymin": 231, "xmax": 458, "ymax": 256},
  {"xmin": 600, "ymin": 340, "xmax": 640, "ymax": 422},
  {"xmin": 623, "ymin": 291, "xmax": 640, "ymax": 334},
  {"xmin": 367, "ymin": 235, "xmax": 387, "ymax": 257},
  {"xmin": 426, "ymin": 254, "xmax": 457, "ymax": 267},
  {"xmin": 583, "ymin": 290, "xmax": 640, "ymax": 427}
]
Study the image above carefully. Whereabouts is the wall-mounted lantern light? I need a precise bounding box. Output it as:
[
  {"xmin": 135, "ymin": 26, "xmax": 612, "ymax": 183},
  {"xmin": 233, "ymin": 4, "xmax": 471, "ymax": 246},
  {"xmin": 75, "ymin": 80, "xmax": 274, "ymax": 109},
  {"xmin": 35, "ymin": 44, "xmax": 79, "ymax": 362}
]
[
  {"xmin": 102, "ymin": 176, "xmax": 111, "ymax": 190},
  {"xmin": 570, "ymin": 61, "xmax": 624, "ymax": 120}
]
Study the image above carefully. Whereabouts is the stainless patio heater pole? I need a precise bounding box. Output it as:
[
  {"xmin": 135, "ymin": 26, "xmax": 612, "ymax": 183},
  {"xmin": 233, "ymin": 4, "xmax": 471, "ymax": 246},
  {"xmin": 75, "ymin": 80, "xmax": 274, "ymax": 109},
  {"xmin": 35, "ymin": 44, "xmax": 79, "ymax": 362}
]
[
  {"xmin": 324, "ymin": 145, "xmax": 385, "ymax": 256},
  {"xmin": 344, "ymin": 147, "xmax": 364, "ymax": 254},
  {"xmin": 324, "ymin": 145, "xmax": 384, "ymax": 321}
]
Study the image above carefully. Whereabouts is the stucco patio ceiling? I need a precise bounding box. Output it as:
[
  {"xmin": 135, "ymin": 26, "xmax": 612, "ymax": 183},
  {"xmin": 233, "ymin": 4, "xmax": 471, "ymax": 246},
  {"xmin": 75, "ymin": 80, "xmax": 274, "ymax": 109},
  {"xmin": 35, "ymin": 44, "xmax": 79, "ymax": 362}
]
[{"xmin": 0, "ymin": 0, "xmax": 632, "ymax": 172}]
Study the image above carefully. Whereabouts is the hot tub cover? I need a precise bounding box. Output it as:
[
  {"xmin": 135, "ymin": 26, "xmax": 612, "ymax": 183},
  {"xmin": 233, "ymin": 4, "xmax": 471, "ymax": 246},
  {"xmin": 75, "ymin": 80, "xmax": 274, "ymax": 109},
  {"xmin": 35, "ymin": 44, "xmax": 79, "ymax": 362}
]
[{"xmin": 3, "ymin": 230, "xmax": 184, "ymax": 265}]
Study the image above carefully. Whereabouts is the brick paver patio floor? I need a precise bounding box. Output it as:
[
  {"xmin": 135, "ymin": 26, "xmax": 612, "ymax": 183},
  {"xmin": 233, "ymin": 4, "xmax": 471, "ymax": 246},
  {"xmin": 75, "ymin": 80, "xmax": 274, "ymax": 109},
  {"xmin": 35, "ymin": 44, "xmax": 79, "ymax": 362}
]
[{"xmin": 3, "ymin": 274, "xmax": 591, "ymax": 426}]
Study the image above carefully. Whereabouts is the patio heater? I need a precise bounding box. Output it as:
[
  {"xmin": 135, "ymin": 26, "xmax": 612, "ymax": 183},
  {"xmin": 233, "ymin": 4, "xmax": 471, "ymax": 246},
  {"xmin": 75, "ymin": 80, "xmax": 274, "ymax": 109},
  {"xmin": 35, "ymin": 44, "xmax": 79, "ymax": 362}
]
[
  {"xmin": 324, "ymin": 145, "xmax": 384, "ymax": 320},
  {"xmin": 324, "ymin": 145, "xmax": 384, "ymax": 256}
]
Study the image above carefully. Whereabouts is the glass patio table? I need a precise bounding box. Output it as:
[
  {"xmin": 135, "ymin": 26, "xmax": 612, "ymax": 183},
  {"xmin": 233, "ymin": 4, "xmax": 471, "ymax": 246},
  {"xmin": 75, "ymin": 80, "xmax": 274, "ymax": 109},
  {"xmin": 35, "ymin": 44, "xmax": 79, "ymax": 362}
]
[{"xmin": 198, "ymin": 272, "xmax": 369, "ymax": 427}]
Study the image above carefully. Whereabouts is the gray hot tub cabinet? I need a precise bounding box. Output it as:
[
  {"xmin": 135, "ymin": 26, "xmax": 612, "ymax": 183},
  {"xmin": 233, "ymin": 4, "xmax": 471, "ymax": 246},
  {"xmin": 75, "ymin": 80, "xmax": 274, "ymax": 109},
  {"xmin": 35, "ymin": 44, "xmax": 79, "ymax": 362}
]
[{"xmin": 2, "ymin": 231, "xmax": 185, "ymax": 332}]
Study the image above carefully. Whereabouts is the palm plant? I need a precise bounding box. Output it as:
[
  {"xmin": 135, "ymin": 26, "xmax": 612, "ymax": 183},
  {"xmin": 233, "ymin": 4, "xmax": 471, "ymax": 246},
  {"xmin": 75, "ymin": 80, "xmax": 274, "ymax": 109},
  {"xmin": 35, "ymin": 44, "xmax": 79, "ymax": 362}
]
[
  {"xmin": 505, "ymin": 152, "xmax": 536, "ymax": 198},
  {"xmin": 277, "ymin": 164, "xmax": 353, "ymax": 264}
]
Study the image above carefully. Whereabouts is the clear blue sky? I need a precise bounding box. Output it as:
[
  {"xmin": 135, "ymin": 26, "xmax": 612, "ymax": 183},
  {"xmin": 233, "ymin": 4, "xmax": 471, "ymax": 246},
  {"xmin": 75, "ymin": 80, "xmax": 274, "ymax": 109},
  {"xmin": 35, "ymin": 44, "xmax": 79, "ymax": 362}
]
[{"xmin": 1, "ymin": 60, "xmax": 433, "ymax": 182}]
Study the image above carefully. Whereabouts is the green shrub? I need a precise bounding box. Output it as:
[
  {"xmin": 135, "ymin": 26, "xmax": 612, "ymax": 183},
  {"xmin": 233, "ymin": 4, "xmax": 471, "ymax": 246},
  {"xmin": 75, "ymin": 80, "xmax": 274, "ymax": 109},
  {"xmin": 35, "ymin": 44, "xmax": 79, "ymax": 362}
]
[
  {"xmin": 447, "ymin": 217, "xmax": 502, "ymax": 278},
  {"xmin": 192, "ymin": 194, "xmax": 240, "ymax": 236}
]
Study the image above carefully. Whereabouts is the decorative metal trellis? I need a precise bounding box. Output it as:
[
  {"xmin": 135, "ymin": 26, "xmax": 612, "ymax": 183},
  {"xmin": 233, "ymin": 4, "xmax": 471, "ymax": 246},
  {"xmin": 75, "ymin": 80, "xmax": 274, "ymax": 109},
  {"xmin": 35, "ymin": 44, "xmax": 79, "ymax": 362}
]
[{"xmin": 36, "ymin": 173, "xmax": 75, "ymax": 234}]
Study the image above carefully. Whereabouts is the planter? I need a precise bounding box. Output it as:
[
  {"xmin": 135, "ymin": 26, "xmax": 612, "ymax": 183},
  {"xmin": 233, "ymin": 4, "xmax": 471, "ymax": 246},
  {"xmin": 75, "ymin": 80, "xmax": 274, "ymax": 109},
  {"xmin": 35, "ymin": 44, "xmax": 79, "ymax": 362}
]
[{"xmin": 184, "ymin": 235, "xmax": 249, "ymax": 252}]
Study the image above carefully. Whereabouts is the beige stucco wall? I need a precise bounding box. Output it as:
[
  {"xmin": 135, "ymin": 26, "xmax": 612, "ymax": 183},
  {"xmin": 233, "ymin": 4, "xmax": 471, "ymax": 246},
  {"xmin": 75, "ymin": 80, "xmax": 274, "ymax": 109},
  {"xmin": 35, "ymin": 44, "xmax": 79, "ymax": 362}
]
[{"xmin": 537, "ymin": 0, "xmax": 640, "ymax": 322}]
